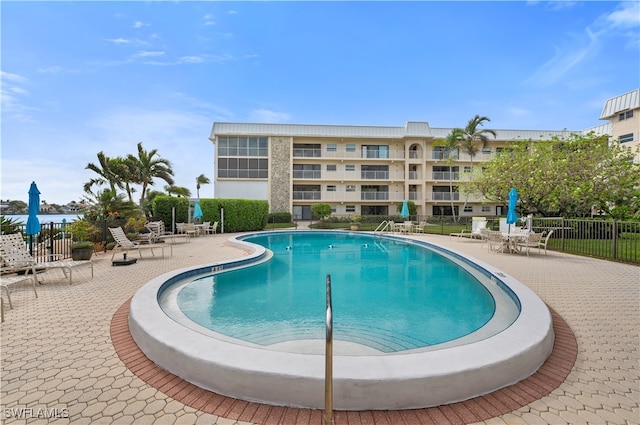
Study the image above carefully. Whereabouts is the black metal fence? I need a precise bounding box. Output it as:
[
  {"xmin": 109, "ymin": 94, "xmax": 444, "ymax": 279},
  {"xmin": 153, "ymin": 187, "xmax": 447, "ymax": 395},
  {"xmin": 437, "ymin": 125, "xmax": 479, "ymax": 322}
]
[
  {"xmin": 5, "ymin": 216, "xmax": 640, "ymax": 265},
  {"xmin": 4, "ymin": 219, "xmax": 128, "ymax": 263},
  {"xmin": 418, "ymin": 216, "xmax": 639, "ymax": 264}
]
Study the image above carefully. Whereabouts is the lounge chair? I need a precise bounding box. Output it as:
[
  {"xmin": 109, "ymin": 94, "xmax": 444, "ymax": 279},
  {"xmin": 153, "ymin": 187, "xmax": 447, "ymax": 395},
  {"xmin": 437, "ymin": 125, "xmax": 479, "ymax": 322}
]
[
  {"xmin": 1, "ymin": 272, "xmax": 38, "ymax": 308},
  {"xmin": 450, "ymin": 218, "xmax": 487, "ymax": 240},
  {"xmin": 108, "ymin": 226, "xmax": 171, "ymax": 260},
  {"xmin": 0, "ymin": 233, "xmax": 93, "ymax": 285},
  {"xmin": 145, "ymin": 221, "xmax": 190, "ymax": 243}
]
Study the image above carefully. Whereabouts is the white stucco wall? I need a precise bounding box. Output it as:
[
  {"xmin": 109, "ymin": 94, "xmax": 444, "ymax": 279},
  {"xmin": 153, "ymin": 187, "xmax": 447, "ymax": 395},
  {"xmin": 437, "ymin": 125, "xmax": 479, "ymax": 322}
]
[{"xmin": 215, "ymin": 181, "xmax": 269, "ymax": 200}]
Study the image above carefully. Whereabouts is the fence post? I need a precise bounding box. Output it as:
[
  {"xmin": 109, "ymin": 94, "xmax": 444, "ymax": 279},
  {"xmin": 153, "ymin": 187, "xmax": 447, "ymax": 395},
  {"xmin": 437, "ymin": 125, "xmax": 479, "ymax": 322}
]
[
  {"xmin": 612, "ymin": 220, "xmax": 618, "ymax": 260},
  {"xmin": 48, "ymin": 221, "xmax": 55, "ymax": 261}
]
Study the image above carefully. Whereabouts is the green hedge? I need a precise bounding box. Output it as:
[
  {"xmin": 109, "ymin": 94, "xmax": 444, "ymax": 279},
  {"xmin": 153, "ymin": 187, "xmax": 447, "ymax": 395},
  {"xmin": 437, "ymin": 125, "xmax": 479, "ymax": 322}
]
[{"xmin": 152, "ymin": 196, "xmax": 269, "ymax": 232}]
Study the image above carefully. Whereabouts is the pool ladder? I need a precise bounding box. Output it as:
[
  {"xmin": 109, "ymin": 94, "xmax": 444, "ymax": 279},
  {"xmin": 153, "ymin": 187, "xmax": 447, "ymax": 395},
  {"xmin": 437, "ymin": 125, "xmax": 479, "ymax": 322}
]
[{"xmin": 325, "ymin": 274, "xmax": 334, "ymax": 425}]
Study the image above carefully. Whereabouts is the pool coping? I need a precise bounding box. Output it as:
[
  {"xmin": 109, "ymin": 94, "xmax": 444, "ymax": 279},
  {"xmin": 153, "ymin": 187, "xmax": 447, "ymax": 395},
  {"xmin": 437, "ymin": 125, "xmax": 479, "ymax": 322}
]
[
  {"xmin": 112, "ymin": 299, "xmax": 577, "ymax": 424},
  {"xmin": 126, "ymin": 232, "xmax": 557, "ymax": 410}
]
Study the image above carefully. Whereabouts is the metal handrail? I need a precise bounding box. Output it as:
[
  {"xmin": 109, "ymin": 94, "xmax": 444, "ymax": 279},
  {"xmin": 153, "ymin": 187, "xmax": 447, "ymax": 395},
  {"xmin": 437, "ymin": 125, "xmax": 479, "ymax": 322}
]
[
  {"xmin": 324, "ymin": 274, "xmax": 333, "ymax": 425},
  {"xmin": 373, "ymin": 220, "xmax": 390, "ymax": 233}
]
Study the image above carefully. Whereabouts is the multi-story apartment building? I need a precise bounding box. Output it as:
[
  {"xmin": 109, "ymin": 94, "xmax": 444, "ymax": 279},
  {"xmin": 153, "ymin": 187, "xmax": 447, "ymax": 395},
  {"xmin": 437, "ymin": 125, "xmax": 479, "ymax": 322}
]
[
  {"xmin": 209, "ymin": 122, "xmax": 571, "ymax": 219},
  {"xmin": 597, "ymin": 89, "xmax": 639, "ymax": 163},
  {"xmin": 209, "ymin": 89, "xmax": 639, "ymax": 220}
]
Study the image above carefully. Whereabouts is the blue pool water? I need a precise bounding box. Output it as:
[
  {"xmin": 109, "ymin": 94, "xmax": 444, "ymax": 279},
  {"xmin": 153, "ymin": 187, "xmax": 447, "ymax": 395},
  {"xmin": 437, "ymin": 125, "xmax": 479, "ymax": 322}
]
[{"xmin": 176, "ymin": 232, "xmax": 499, "ymax": 353}]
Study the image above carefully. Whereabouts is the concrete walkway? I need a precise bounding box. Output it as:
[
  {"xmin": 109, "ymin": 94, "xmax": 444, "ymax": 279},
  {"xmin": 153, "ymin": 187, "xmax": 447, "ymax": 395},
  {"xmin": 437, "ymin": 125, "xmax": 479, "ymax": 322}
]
[{"xmin": 1, "ymin": 231, "xmax": 638, "ymax": 424}]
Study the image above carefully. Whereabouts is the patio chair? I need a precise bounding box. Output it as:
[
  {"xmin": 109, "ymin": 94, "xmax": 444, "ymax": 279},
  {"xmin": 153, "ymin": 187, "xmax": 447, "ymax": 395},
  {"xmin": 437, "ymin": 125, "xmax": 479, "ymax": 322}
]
[
  {"xmin": 145, "ymin": 221, "xmax": 190, "ymax": 243},
  {"xmin": 1, "ymin": 272, "xmax": 38, "ymax": 309},
  {"xmin": 108, "ymin": 226, "xmax": 171, "ymax": 261},
  {"xmin": 515, "ymin": 232, "xmax": 544, "ymax": 257},
  {"xmin": 450, "ymin": 218, "xmax": 487, "ymax": 240},
  {"xmin": 486, "ymin": 230, "xmax": 507, "ymax": 253},
  {"xmin": 0, "ymin": 233, "xmax": 93, "ymax": 285},
  {"xmin": 539, "ymin": 230, "xmax": 554, "ymax": 255},
  {"xmin": 412, "ymin": 221, "xmax": 427, "ymax": 233}
]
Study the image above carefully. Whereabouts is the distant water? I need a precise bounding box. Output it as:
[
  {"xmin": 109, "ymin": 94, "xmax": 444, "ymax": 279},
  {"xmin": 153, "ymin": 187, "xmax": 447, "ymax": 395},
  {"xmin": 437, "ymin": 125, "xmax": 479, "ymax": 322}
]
[{"xmin": 4, "ymin": 214, "xmax": 80, "ymax": 224}]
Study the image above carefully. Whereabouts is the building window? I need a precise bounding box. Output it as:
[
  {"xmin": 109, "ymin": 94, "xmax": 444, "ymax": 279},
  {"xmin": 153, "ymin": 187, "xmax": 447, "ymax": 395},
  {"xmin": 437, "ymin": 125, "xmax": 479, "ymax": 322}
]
[
  {"xmin": 619, "ymin": 111, "xmax": 634, "ymax": 121},
  {"xmin": 326, "ymin": 144, "xmax": 337, "ymax": 152},
  {"xmin": 346, "ymin": 144, "xmax": 356, "ymax": 152},
  {"xmin": 326, "ymin": 185, "xmax": 336, "ymax": 192},
  {"xmin": 217, "ymin": 158, "xmax": 268, "ymax": 178},
  {"xmin": 218, "ymin": 136, "xmax": 268, "ymax": 157},
  {"xmin": 345, "ymin": 164, "xmax": 355, "ymax": 172},
  {"xmin": 326, "ymin": 164, "xmax": 337, "ymax": 171},
  {"xmin": 482, "ymin": 147, "xmax": 491, "ymax": 154},
  {"xmin": 619, "ymin": 133, "xmax": 634, "ymax": 144},
  {"xmin": 346, "ymin": 205, "xmax": 356, "ymax": 213},
  {"xmin": 481, "ymin": 205, "xmax": 491, "ymax": 213},
  {"xmin": 463, "ymin": 206, "xmax": 473, "ymax": 213},
  {"xmin": 362, "ymin": 145, "xmax": 389, "ymax": 159},
  {"xmin": 346, "ymin": 185, "xmax": 356, "ymax": 192}
]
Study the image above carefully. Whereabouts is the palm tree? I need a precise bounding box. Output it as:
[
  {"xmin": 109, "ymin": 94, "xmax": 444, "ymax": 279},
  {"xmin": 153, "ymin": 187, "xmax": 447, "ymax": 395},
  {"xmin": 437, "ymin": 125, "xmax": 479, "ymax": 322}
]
[
  {"xmin": 459, "ymin": 115, "xmax": 496, "ymax": 212},
  {"xmin": 84, "ymin": 152, "xmax": 123, "ymax": 194},
  {"xmin": 435, "ymin": 128, "xmax": 464, "ymax": 221},
  {"xmin": 164, "ymin": 185, "xmax": 191, "ymax": 198},
  {"xmin": 195, "ymin": 174, "xmax": 210, "ymax": 198},
  {"xmin": 110, "ymin": 156, "xmax": 140, "ymax": 203},
  {"xmin": 128, "ymin": 142, "xmax": 175, "ymax": 208}
]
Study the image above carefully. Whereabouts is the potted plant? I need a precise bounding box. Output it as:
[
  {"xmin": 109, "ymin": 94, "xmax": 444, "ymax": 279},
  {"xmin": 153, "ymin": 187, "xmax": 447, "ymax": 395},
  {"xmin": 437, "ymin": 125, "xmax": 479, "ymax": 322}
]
[
  {"xmin": 350, "ymin": 213, "xmax": 361, "ymax": 231},
  {"xmin": 69, "ymin": 219, "xmax": 98, "ymax": 260}
]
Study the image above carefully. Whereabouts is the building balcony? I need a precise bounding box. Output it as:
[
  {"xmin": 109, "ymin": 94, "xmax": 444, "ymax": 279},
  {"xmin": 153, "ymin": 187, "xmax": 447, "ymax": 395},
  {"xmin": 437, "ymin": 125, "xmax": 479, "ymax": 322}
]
[
  {"xmin": 431, "ymin": 192, "xmax": 460, "ymax": 201},
  {"xmin": 432, "ymin": 172, "xmax": 459, "ymax": 180},
  {"xmin": 293, "ymin": 149, "xmax": 406, "ymax": 160}
]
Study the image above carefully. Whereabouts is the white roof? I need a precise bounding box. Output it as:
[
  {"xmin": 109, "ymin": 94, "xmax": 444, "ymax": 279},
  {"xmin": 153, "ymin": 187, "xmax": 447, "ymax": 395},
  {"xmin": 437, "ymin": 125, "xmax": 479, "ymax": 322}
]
[
  {"xmin": 211, "ymin": 122, "xmax": 573, "ymax": 141},
  {"xmin": 599, "ymin": 89, "xmax": 640, "ymax": 120}
]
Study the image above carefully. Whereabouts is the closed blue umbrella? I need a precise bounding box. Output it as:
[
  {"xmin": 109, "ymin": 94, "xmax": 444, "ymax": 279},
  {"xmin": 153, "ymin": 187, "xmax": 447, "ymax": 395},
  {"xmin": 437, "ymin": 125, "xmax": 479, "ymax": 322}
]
[
  {"xmin": 26, "ymin": 182, "xmax": 41, "ymax": 235},
  {"xmin": 193, "ymin": 199, "xmax": 203, "ymax": 221},
  {"xmin": 506, "ymin": 187, "xmax": 519, "ymax": 234},
  {"xmin": 400, "ymin": 200, "xmax": 409, "ymax": 219}
]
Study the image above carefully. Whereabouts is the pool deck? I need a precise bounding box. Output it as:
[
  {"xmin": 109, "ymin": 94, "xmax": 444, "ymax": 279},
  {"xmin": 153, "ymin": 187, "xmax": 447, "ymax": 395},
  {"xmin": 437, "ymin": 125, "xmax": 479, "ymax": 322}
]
[{"xmin": 1, "ymin": 228, "xmax": 638, "ymax": 424}]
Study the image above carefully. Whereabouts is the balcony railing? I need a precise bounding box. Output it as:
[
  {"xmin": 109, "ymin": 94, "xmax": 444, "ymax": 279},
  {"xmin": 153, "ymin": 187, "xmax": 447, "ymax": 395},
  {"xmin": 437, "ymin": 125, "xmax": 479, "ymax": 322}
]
[
  {"xmin": 293, "ymin": 149, "xmax": 406, "ymax": 160},
  {"xmin": 361, "ymin": 192, "xmax": 389, "ymax": 201},
  {"xmin": 432, "ymin": 192, "xmax": 460, "ymax": 201},
  {"xmin": 293, "ymin": 171, "xmax": 322, "ymax": 179},
  {"xmin": 293, "ymin": 191, "xmax": 322, "ymax": 200},
  {"xmin": 408, "ymin": 171, "xmax": 421, "ymax": 180},
  {"xmin": 432, "ymin": 172, "xmax": 459, "ymax": 180}
]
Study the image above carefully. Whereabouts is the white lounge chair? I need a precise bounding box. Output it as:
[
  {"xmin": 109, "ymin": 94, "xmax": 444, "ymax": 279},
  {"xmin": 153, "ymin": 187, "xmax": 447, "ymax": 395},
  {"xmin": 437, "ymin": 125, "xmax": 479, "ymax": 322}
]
[
  {"xmin": 0, "ymin": 233, "xmax": 93, "ymax": 285},
  {"xmin": 108, "ymin": 226, "xmax": 171, "ymax": 260},
  {"xmin": 145, "ymin": 221, "xmax": 190, "ymax": 243},
  {"xmin": 450, "ymin": 218, "xmax": 487, "ymax": 240},
  {"xmin": 1, "ymin": 273, "xmax": 38, "ymax": 308}
]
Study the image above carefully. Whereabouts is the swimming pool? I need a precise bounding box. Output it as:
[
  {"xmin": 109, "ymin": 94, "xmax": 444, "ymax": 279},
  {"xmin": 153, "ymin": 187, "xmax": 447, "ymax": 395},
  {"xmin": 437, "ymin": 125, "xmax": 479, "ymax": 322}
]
[
  {"xmin": 129, "ymin": 231, "xmax": 554, "ymax": 410},
  {"xmin": 170, "ymin": 232, "xmax": 514, "ymax": 353}
]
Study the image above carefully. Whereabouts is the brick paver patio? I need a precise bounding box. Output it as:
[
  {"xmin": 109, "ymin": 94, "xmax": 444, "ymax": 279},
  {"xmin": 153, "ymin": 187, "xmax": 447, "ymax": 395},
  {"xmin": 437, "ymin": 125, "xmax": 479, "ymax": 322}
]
[{"xmin": 1, "ymin": 230, "xmax": 638, "ymax": 424}]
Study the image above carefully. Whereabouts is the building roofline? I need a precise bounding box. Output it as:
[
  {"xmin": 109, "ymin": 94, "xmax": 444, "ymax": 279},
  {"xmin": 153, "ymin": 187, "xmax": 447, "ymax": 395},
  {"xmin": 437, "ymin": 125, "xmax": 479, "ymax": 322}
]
[{"xmin": 211, "ymin": 122, "xmax": 576, "ymax": 141}]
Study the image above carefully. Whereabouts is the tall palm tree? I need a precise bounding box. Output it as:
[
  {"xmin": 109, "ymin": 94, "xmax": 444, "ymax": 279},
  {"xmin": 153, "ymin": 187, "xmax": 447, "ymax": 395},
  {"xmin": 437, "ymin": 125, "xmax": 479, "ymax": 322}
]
[
  {"xmin": 195, "ymin": 174, "xmax": 210, "ymax": 198},
  {"xmin": 164, "ymin": 185, "xmax": 191, "ymax": 198},
  {"xmin": 128, "ymin": 142, "xmax": 175, "ymax": 208},
  {"xmin": 436, "ymin": 128, "xmax": 464, "ymax": 221},
  {"xmin": 109, "ymin": 156, "xmax": 140, "ymax": 203},
  {"xmin": 459, "ymin": 115, "xmax": 496, "ymax": 212},
  {"xmin": 84, "ymin": 151, "xmax": 123, "ymax": 194}
]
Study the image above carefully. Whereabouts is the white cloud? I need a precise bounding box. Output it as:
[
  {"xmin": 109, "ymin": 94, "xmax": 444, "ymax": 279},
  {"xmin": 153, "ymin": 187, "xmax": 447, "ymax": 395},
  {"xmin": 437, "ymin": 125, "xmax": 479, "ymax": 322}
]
[
  {"xmin": 133, "ymin": 21, "xmax": 149, "ymax": 29},
  {"xmin": 106, "ymin": 38, "xmax": 131, "ymax": 44},
  {"xmin": 1, "ymin": 70, "xmax": 29, "ymax": 84},
  {"xmin": 249, "ymin": 109, "xmax": 291, "ymax": 123},
  {"xmin": 134, "ymin": 51, "xmax": 166, "ymax": 58},
  {"xmin": 605, "ymin": 2, "xmax": 640, "ymax": 28}
]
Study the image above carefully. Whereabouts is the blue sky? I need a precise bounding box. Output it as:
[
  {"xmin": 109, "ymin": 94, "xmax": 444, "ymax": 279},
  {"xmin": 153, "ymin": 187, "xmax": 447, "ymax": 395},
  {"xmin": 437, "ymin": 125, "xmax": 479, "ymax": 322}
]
[{"xmin": 2, "ymin": 1, "xmax": 639, "ymax": 205}]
